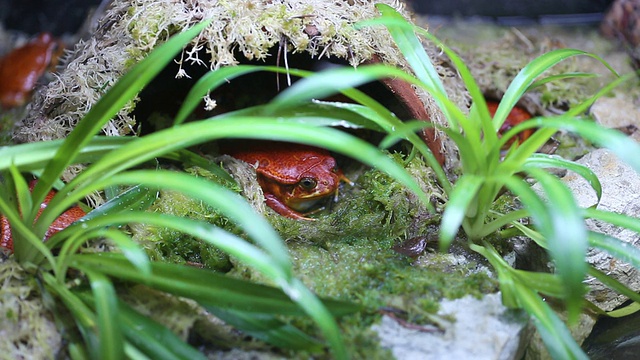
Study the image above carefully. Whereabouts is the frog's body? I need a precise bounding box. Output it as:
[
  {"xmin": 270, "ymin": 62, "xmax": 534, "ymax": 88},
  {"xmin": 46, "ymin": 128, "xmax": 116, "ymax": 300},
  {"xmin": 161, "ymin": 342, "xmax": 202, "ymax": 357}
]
[
  {"xmin": 225, "ymin": 141, "xmax": 351, "ymax": 220},
  {"xmin": 1, "ymin": 181, "xmax": 86, "ymax": 253},
  {"xmin": 0, "ymin": 33, "xmax": 63, "ymax": 109},
  {"xmin": 487, "ymin": 100, "xmax": 534, "ymax": 148}
]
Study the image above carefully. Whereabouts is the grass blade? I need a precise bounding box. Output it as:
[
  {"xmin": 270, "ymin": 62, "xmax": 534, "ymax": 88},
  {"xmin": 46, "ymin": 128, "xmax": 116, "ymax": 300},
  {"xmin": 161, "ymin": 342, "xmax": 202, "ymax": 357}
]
[
  {"xmin": 39, "ymin": 120, "xmax": 432, "ymax": 231},
  {"xmin": 524, "ymin": 153, "xmax": 602, "ymax": 205},
  {"xmin": 513, "ymin": 280, "xmax": 588, "ymax": 360},
  {"xmin": 439, "ymin": 174, "xmax": 483, "ymax": 249},
  {"xmin": 588, "ymin": 231, "xmax": 640, "ymax": 271},
  {"xmin": 72, "ymin": 253, "xmax": 359, "ymax": 317},
  {"xmin": 117, "ymin": 300, "xmax": 207, "ymax": 360},
  {"xmin": 527, "ymin": 168, "xmax": 588, "ymax": 323},
  {"xmin": 30, "ymin": 21, "xmax": 210, "ymax": 222},
  {"xmin": 497, "ymin": 48, "xmax": 617, "ymax": 131},
  {"xmin": 207, "ymin": 307, "xmax": 323, "ymax": 351},
  {"xmin": 83, "ymin": 270, "xmax": 123, "ymax": 360}
]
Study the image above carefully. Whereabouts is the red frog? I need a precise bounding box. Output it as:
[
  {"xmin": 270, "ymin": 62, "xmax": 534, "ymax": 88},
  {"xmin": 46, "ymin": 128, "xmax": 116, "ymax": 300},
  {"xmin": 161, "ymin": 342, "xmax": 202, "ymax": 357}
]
[
  {"xmin": 0, "ymin": 181, "xmax": 86, "ymax": 253},
  {"xmin": 487, "ymin": 100, "xmax": 534, "ymax": 148},
  {"xmin": 0, "ymin": 33, "xmax": 63, "ymax": 109},
  {"xmin": 224, "ymin": 141, "xmax": 352, "ymax": 220}
]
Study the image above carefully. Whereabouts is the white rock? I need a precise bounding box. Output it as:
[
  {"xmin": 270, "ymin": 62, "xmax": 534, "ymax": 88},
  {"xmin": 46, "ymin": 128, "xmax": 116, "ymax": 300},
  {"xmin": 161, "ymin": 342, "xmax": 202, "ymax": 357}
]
[
  {"xmin": 372, "ymin": 293, "xmax": 529, "ymax": 360},
  {"xmin": 561, "ymin": 148, "xmax": 640, "ymax": 311},
  {"xmin": 590, "ymin": 96, "xmax": 640, "ymax": 131}
]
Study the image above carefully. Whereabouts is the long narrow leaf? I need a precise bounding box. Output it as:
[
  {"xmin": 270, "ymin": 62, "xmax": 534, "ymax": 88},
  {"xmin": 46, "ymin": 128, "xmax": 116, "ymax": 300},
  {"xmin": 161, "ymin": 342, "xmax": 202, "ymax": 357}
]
[
  {"xmin": 496, "ymin": 48, "xmax": 617, "ymax": 131},
  {"xmin": 72, "ymin": 253, "xmax": 359, "ymax": 316},
  {"xmin": 41, "ymin": 273, "xmax": 101, "ymax": 358},
  {"xmin": 584, "ymin": 208, "xmax": 640, "ymax": 234},
  {"xmin": 361, "ymin": 5, "xmax": 448, "ymax": 101},
  {"xmin": 439, "ymin": 174, "xmax": 484, "ymax": 250},
  {"xmin": 513, "ymin": 281, "xmax": 588, "ymax": 360},
  {"xmin": 588, "ymin": 267, "xmax": 640, "ymax": 316},
  {"xmin": 207, "ymin": 307, "xmax": 323, "ymax": 351},
  {"xmin": 70, "ymin": 211, "xmax": 288, "ymax": 282},
  {"xmin": 524, "ymin": 153, "xmax": 602, "ymax": 205},
  {"xmin": 30, "ymin": 21, "xmax": 210, "ymax": 223},
  {"xmin": 39, "ymin": 119, "xmax": 432, "ymax": 234},
  {"xmin": 527, "ymin": 168, "xmax": 588, "ymax": 323},
  {"xmin": 588, "ymin": 231, "xmax": 640, "ymax": 270},
  {"xmin": 116, "ymin": 300, "xmax": 207, "ymax": 360},
  {"xmin": 0, "ymin": 137, "xmax": 131, "ymax": 171},
  {"xmin": 83, "ymin": 270, "xmax": 123, "ymax": 360}
]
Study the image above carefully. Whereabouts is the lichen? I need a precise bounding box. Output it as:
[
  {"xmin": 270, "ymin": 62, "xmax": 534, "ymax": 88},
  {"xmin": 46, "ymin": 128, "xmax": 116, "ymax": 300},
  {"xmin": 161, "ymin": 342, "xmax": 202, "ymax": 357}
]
[{"xmin": 0, "ymin": 260, "xmax": 62, "ymax": 359}]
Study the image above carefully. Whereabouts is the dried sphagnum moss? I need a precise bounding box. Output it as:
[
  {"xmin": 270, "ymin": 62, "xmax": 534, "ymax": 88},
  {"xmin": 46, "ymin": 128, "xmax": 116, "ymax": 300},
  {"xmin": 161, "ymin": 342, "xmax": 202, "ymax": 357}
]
[
  {"xmin": 14, "ymin": 0, "xmax": 464, "ymax": 155},
  {"xmin": 0, "ymin": 261, "xmax": 62, "ymax": 359}
]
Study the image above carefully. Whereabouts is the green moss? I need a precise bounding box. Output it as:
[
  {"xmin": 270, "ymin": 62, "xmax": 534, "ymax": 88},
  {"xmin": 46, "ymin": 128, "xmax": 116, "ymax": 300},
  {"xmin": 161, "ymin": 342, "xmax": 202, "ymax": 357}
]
[
  {"xmin": 210, "ymin": 152, "xmax": 496, "ymax": 356},
  {"xmin": 130, "ymin": 168, "xmax": 240, "ymax": 271},
  {"xmin": 266, "ymin": 152, "xmax": 442, "ymax": 246},
  {"xmin": 0, "ymin": 113, "xmax": 16, "ymax": 145},
  {"xmin": 229, "ymin": 236, "xmax": 496, "ymax": 358}
]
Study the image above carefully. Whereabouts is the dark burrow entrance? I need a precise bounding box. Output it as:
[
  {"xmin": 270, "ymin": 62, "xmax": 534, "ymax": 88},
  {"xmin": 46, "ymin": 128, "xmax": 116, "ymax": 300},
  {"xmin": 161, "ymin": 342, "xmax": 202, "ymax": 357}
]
[{"xmin": 133, "ymin": 45, "xmax": 418, "ymax": 134}]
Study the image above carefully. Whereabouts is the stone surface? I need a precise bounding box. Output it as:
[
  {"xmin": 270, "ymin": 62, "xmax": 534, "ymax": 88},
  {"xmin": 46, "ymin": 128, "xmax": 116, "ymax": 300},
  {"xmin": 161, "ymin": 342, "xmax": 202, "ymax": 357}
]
[
  {"xmin": 590, "ymin": 95, "xmax": 640, "ymax": 138},
  {"xmin": 372, "ymin": 292, "xmax": 530, "ymax": 360},
  {"xmin": 524, "ymin": 311, "xmax": 597, "ymax": 360},
  {"xmin": 561, "ymin": 148, "xmax": 640, "ymax": 311}
]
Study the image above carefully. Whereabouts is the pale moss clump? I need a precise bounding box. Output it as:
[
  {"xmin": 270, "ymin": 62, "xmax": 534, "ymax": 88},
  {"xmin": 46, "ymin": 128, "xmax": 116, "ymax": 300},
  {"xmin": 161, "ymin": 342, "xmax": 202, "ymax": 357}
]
[
  {"xmin": 0, "ymin": 260, "xmax": 62, "ymax": 359},
  {"xmin": 15, "ymin": 0, "xmax": 463, "ymax": 160}
]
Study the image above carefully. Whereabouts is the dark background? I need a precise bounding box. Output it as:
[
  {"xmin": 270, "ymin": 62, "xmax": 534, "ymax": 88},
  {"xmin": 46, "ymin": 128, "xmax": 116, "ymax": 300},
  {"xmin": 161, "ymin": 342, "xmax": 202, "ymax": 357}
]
[
  {"xmin": 0, "ymin": 0, "xmax": 103, "ymax": 35},
  {"xmin": 407, "ymin": 0, "xmax": 613, "ymax": 18},
  {"xmin": 0, "ymin": 0, "xmax": 616, "ymax": 35}
]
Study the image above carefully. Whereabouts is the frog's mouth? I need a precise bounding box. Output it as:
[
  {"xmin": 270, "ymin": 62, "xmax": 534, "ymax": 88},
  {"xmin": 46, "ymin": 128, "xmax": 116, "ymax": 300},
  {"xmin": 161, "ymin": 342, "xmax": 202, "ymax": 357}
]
[
  {"xmin": 288, "ymin": 197, "xmax": 325, "ymax": 212},
  {"xmin": 288, "ymin": 173, "xmax": 353, "ymax": 211}
]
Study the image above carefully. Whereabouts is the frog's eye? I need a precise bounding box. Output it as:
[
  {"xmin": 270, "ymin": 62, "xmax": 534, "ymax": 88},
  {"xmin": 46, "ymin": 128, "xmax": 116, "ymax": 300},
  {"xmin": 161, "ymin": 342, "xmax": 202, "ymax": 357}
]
[{"xmin": 299, "ymin": 177, "xmax": 317, "ymax": 190}]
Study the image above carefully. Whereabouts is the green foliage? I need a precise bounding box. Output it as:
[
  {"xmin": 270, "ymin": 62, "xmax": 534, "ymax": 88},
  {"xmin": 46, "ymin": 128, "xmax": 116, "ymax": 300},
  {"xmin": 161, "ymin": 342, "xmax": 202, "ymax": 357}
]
[
  {"xmin": 0, "ymin": 22, "xmax": 370, "ymax": 359},
  {"xmin": 359, "ymin": 4, "xmax": 640, "ymax": 359},
  {"xmin": 3, "ymin": 5, "xmax": 640, "ymax": 360}
]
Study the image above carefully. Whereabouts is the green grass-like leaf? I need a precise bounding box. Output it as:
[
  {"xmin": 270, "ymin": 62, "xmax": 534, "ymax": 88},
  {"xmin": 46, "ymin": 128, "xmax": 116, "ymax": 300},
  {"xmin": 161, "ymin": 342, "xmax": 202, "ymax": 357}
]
[
  {"xmin": 72, "ymin": 253, "xmax": 359, "ymax": 317},
  {"xmin": 207, "ymin": 307, "xmax": 323, "ymax": 351},
  {"xmin": 116, "ymin": 300, "xmax": 208, "ymax": 360},
  {"xmin": 84, "ymin": 270, "xmax": 123, "ymax": 360},
  {"xmin": 358, "ymin": 6, "xmax": 638, "ymax": 357},
  {"xmin": 30, "ymin": 21, "xmax": 211, "ymax": 224}
]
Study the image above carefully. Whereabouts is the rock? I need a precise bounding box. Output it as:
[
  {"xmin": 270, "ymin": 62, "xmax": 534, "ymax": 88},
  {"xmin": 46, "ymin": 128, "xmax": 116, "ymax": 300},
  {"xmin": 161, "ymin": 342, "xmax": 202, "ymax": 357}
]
[
  {"xmin": 372, "ymin": 292, "xmax": 530, "ymax": 360},
  {"xmin": 523, "ymin": 311, "xmax": 596, "ymax": 360},
  {"xmin": 590, "ymin": 96, "xmax": 640, "ymax": 137},
  {"xmin": 560, "ymin": 148, "xmax": 640, "ymax": 311},
  {"xmin": 583, "ymin": 306, "xmax": 640, "ymax": 359}
]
